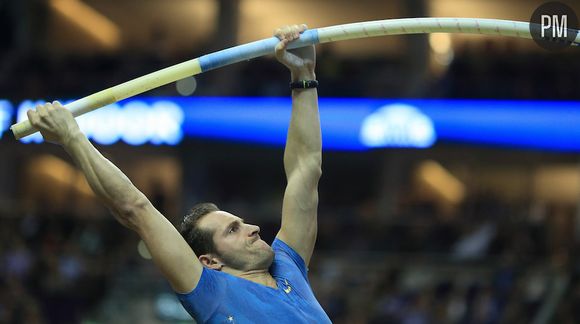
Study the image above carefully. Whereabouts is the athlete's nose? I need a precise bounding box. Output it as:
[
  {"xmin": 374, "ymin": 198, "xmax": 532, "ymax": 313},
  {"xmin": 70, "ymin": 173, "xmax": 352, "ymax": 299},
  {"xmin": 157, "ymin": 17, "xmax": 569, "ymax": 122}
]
[{"xmin": 248, "ymin": 225, "xmax": 260, "ymax": 237}]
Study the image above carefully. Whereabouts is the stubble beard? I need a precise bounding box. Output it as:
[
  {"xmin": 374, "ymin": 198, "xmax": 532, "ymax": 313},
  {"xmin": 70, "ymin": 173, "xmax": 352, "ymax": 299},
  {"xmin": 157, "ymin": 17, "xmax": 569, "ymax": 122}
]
[{"xmin": 221, "ymin": 244, "xmax": 275, "ymax": 271}]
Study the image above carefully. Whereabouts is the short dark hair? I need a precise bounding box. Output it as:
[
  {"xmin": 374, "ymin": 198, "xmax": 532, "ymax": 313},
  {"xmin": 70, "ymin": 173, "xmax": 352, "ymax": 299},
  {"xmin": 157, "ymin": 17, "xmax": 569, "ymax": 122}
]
[{"xmin": 180, "ymin": 202, "xmax": 220, "ymax": 256}]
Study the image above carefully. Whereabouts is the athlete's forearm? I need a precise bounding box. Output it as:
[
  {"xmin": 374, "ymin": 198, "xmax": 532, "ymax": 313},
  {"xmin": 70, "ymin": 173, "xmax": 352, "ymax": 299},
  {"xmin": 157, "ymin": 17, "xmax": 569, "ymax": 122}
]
[
  {"xmin": 63, "ymin": 131, "xmax": 146, "ymax": 229},
  {"xmin": 283, "ymin": 69, "xmax": 322, "ymax": 179}
]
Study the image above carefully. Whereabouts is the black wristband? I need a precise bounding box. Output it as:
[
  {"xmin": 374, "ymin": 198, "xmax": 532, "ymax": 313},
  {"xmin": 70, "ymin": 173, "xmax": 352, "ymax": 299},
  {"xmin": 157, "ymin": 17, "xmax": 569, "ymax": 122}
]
[{"xmin": 290, "ymin": 80, "xmax": 318, "ymax": 90}]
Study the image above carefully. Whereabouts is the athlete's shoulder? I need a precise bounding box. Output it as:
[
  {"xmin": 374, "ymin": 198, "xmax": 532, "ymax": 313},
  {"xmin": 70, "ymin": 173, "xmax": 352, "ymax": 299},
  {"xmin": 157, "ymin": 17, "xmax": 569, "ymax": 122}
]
[
  {"xmin": 176, "ymin": 267, "xmax": 232, "ymax": 321},
  {"xmin": 271, "ymin": 238, "xmax": 309, "ymax": 280}
]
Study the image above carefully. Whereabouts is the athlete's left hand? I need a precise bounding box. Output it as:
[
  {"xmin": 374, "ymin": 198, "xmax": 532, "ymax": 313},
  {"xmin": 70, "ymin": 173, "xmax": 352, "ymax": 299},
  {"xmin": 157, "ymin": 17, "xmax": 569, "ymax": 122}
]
[{"xmin": 274, "ymin": 24, "xmax": 316, "ymax": 81}]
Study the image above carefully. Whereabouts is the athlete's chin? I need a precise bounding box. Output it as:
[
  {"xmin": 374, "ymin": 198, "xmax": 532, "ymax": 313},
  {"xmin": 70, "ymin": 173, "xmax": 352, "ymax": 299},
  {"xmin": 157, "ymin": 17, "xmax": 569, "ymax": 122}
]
[
  {"xmin": 255, "ymin": 245, "xmax": 275, "ymax": 268},
  {"xmin": 261, "ymin": 253, "xmax": 275, "ymax": 269},
  {"xmin": 243, "ymin": 241, "xmax": 274, "ymax": 268}
]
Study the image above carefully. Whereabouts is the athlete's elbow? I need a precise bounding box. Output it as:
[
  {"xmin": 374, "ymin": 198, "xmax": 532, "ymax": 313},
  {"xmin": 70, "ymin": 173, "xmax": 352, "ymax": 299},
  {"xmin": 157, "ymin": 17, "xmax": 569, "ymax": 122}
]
[
  {"xmin": 114, "ymin": 194, "xmax": 150, "ymax": 231},
  {"xmin": 305, "ymin": 155, "xmax": 322, "ymax": 179}
]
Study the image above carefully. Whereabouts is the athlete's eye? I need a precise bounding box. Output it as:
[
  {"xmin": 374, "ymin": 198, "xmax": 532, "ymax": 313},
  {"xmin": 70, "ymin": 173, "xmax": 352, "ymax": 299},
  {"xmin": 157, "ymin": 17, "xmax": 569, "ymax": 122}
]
[{"xmin": 229, "ymin": 225, "xmax": 238, "ymax": 234}]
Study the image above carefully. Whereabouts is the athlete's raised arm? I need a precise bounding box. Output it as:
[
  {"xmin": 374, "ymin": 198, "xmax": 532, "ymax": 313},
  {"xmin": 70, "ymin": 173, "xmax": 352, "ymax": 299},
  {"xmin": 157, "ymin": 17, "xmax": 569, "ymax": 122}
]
[
  {"xmin": 27, "ymin": 102, "xmax": 202, "ymax": 293},
  {"xmin": 274, "ymin": 25, "xmax": 322, "ymax": 266}
]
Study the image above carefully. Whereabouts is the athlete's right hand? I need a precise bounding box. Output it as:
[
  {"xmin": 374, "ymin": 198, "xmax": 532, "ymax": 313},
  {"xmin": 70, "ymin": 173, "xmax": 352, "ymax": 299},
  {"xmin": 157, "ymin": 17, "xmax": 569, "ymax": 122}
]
[{"xmin": 27, "ymin": 101, "xmax": 82, "ymax": 146}]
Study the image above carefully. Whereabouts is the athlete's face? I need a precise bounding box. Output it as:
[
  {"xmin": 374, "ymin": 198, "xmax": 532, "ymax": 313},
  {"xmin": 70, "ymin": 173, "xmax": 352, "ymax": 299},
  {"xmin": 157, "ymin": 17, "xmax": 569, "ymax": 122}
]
[{"xmin": 198, "ymin": 211, "xmax": 274, "ymax": 271}]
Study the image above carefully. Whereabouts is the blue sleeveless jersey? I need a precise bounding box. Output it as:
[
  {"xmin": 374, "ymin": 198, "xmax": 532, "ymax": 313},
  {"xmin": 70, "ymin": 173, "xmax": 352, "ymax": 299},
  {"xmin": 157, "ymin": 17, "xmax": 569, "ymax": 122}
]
[{"xmin": 177, "ymin": 239, "xmax": 331, "ymax": 323}]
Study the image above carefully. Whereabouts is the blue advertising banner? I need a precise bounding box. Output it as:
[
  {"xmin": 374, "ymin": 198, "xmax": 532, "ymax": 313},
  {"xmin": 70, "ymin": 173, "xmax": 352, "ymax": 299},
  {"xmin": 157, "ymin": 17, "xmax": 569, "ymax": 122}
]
[{"xmin": 4, "ymin": 97, "xmax": 580, "ymax": 151}]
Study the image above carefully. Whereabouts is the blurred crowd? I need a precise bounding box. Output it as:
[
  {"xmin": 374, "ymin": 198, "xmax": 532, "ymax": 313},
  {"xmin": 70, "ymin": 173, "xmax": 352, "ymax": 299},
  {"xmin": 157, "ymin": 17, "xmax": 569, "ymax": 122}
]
[
  {"xmin": 1, "ymin": 192, "xmax": 580, "ymax": 323},
  {"xmin": 0, "ymin": 212, "xmax": 134, "ymax": 323},
  {"xmin": 309, "ymin": 196, "xmax": 577, "ymax": 324}
]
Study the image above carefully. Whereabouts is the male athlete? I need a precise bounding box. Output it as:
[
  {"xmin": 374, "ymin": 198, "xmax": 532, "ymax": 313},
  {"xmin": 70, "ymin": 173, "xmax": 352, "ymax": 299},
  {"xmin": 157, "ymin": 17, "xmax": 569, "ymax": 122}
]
[{"xmin": 26, "ymin": 24, "xmax": 330, "ymax": 323}]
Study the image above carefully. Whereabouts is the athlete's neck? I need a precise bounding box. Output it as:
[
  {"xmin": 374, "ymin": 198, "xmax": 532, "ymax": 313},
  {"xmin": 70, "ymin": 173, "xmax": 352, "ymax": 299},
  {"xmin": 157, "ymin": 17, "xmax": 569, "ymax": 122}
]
[{"xmin": 225, "ymin": 268, "xmax": 277, "ymax": 289}]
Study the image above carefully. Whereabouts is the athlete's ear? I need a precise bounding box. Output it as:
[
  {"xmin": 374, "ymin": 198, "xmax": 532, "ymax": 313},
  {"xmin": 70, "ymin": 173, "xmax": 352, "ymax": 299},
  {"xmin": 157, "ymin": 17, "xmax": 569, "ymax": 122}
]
[{"xmin": 199, "ymin": 254, "xmax": 223, "ymax": 270}]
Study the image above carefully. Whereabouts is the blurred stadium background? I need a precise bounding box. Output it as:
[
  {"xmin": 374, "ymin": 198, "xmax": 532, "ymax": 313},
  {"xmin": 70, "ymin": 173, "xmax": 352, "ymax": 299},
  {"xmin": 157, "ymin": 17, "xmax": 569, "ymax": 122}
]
[{"xmin": 1, "ymin": 0, "xmax": 580, "ymax": 323}]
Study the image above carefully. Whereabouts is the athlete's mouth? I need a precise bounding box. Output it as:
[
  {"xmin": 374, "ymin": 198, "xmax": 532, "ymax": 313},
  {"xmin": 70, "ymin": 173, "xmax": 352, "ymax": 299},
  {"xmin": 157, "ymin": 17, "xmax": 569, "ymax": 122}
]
[{"xmin": 251, "ymin": 235, "xmax": 261, "ymax": 244}]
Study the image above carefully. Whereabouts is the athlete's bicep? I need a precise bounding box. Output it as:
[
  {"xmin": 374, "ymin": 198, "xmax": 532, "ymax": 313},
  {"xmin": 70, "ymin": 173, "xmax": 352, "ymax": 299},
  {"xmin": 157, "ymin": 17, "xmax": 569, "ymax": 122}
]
[{"xmin": 123, "ymin": 201, "xmax": 203, "ymax": 294}]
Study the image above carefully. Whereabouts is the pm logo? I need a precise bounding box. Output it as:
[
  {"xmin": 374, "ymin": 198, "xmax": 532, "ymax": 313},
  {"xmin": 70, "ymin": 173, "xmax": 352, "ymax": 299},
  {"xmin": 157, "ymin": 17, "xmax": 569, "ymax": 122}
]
[
  {"xmin": 530, "ymin": 2, "xmax": 579, "ymax": 50},
  {"xmin": 542, "ymin": 14, "xmax": 568, "ymax": 38}
]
